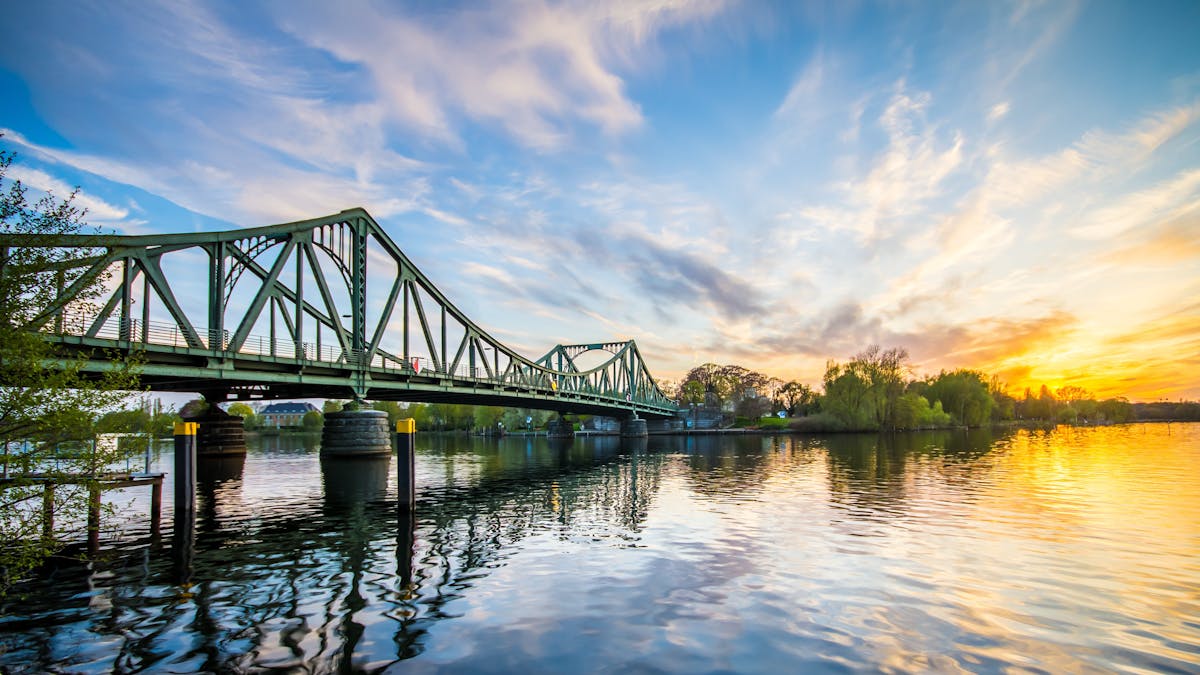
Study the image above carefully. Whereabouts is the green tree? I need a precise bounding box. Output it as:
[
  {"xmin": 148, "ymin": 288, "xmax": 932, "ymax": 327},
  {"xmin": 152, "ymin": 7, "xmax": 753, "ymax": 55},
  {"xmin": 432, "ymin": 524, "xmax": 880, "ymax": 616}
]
[
  {"xmin": 302, "ymin": 410, "xmax": 323, "ymax": 430},
  {"xmin": 95, "ymin": 408, "xmax": 150, "ymax": 434},
  {"xmin": 0, "ymin": 144, "xmax": 142, "ymax": 592},
  {"xmin": 988, "ymin": 376, "xmax": 1016, "ymax": 422},
  {"xmin": 735, "ymin": 394, "xmax": 771, "ymax": 420},
  {"xmin": 1098, "ymin": 397, "xmax": 1133, "ymax": 423},
  {"xmin": 925, "ymin": 370, "xmax": 994, "ymax": 426},
  {"xmin": 226, "ymin": 402, "xmax": 259, "ymax": 430},
  {"xmin": 1055, "ymin": 386, "xmax": 1091, "ymax": 406},
  {"xmin": 821, "ymin": 359, "xmax": 875, "ymax": 430},
  {"xmin": 1074, "ymin": 398, "xmax": 1099, "ymax": 422},
  {"xmin": 854, "ymin": 345, "xmax": 909, "ymax": 430},
  {"xmin": 473, "ymin": 405, "xmax": 504, "ymax": 431},
  {"xmin": 892, "ymin": 392, "xmax": 952, "ymax": 429},
  {"xmin": 179, "ymin": 398, "xmax": 208, "ymax": 419},
  {"xmin": 405, "ymin": 403, "xmax": 430, "ymax": 430},
  {"xmin": 147, "ymin": 399, "xmax": 180, "ymax": 436},
  {"xmin": 681, "ymin": 363, "xmax": 736, "ymax": 407},
  {"xmin": 371, "ymin": 400, "xmax": 405, "ymax": 428},
  {"xmin": 426, "ymin": 403, "xmax": 474, "ymax": 430},
  {"xmin": 778, "ymin": 380, "xmax": 817, "ymax": 416},
  {"xmin": 680, "ymin": 380, "xmax": 705, "ymax": 405},
  {"xmin": 1034, "ymin": 385, "xmax": 1058, "ymax": 421}
]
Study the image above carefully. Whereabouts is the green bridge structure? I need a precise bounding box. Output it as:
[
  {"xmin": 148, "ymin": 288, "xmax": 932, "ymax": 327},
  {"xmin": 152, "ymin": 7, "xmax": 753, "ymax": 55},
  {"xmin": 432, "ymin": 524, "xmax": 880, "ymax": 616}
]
[{"xmin": 0, "ymin": 208, "xmax": 680, "ymax": 431}]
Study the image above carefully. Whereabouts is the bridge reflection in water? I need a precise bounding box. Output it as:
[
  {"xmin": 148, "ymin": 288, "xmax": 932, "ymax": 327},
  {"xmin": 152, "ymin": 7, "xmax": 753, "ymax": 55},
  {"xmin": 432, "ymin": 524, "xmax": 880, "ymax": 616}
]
[
  {"xmin": 25, "ymin": 435, "xmax": 666, "ymax": 672},
  {"xmin": 5, "ymin": 431, "xmax": 982, "ymax": 671}
]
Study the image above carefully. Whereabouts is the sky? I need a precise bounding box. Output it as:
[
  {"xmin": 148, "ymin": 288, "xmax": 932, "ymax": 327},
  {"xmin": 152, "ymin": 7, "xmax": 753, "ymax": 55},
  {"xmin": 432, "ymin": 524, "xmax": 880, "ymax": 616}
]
[{"xmin": 1, "ymin": 0, "xmax": 1198, "ymax": 402}]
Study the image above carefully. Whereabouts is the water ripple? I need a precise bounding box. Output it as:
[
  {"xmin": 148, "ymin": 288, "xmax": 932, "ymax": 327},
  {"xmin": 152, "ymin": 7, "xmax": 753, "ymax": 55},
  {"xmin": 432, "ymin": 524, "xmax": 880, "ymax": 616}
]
[{"xmin": 1, "ymin": 424, "xmax": 1197, "ymax": 673}]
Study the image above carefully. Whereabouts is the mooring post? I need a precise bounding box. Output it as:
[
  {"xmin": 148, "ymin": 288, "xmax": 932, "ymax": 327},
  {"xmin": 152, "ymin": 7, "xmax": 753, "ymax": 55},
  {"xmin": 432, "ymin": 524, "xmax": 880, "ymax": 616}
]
[
  {"xmin": 395, "ymin": 418, "xmax": 416, "ymax": 511},
  {"xmin": 174, "ymin": 421, "xmax": 198, "ymax": 514}
]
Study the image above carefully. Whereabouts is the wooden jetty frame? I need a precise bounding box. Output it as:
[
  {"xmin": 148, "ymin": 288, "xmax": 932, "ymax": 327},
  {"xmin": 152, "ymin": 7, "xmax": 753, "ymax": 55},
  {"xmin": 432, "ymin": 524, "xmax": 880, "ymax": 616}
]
[{"xmin": 0, "ymin": 472, "xmax": 165, "ymax": 551}]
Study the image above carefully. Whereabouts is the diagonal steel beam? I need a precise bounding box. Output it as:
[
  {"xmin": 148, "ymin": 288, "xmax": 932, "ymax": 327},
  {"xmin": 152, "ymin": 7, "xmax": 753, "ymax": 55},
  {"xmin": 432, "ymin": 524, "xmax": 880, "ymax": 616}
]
[
  {"xmin": 229, "ymin": 239, "xmax": 296, "ymax": 353},
  {"xmin": 138, "ymin": 250, "xmax": 204, "ymax": 348},
  {"xmin": 302, "ymin": 242, "xmax": 352, "ymax": 358}
]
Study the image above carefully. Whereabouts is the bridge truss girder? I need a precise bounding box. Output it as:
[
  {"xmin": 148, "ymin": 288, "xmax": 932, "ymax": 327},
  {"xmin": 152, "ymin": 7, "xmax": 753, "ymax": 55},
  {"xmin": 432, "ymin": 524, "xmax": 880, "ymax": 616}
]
[{"xmin": 1, "ymin": 208, "xmax": 678, "ymax": 419}]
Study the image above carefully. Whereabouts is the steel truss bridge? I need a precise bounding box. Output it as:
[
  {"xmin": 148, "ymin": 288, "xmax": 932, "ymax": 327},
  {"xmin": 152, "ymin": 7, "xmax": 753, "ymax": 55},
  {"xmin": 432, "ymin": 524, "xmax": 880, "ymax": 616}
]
[{"xmin": 0, "ymin": 208, "xmax": 678, "ymax": 419}]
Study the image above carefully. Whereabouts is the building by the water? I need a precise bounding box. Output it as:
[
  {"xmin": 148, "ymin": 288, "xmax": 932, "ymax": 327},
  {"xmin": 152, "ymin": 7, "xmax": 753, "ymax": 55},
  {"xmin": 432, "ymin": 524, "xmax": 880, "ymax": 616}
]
[{"xmin": 259, "ymin": 402, "xmax": 319, "ymax": 428}]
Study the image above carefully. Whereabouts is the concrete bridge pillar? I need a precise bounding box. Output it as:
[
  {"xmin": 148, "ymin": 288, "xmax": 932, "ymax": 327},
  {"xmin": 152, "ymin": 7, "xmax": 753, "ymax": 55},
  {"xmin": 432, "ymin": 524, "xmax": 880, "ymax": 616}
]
[
  {"xmin": 321, "ymin": 408, "xmax": 391, "ymax": 457},
  {"xmin": 620, "ymin": 416, "xmax": 648, "ymax": 438},
  {"xmin": 188, "ymin": 404, "xmax": 246, "ymax": 457},
  {"xmin": 547, "ymin": 415, "xmax": 574, "ymax": 440}
]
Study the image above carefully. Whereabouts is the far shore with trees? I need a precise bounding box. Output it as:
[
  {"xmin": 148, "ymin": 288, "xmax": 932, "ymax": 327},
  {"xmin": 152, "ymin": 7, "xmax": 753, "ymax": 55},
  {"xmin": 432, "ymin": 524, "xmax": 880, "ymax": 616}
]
[{"xmin": 664, "ymin": 346, "xmax": 1199, "ymax": 433}]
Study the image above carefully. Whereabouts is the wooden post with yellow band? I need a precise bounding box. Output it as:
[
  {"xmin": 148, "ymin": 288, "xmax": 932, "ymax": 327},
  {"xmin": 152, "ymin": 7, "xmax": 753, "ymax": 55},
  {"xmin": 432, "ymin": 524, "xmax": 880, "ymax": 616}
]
[
  {"xmin": 396, "ymin": 418, "xmax": 416, "ymax": 511},
  {"xmin": 174, "ymin": 421, "xmax": 198, "ymax": 514}
]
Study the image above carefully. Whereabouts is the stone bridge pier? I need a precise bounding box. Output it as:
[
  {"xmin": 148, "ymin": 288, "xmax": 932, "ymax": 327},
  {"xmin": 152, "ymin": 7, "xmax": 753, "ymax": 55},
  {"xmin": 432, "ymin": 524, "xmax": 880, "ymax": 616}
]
[
  {"xmin": 188, "ymin": 391, "xmax": 247, "ymax": 457},
  {"xmin": 321, "ymin": 407, "xmax": 392, "ymax": 457},
  {"xmin": 620, "ymin": 415, "xmax": 648, "ymax": 438},
  {"xmin": 547, "ymin": 415, "xmax": 575, "ymax": 439}
]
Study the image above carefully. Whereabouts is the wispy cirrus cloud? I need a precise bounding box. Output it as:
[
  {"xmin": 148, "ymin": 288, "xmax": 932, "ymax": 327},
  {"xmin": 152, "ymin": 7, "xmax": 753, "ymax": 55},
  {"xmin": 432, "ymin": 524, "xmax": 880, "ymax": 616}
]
[
  {"xmin": 1097, "ymin": 204, "xmax": 1200, "ymax": 264},
  {"xmin": 876, "ymin": 98, "xmax": 1200, "ymax": 320},
  {"xmin": 0, "ymin": 0, "xmax": 736, "ymax": 229},
  {"xmin": 1070, "ymin": 168, "xmax": 1200, "ymax": 240},
  {"xmin": 3, "ymin": 164, "xmax": 130, "ymax": 224},
  {"xmin": 785, "ymin": 81, "xmax": 966, "ymax": 248},
  {"xmin": 275, "ymin": 0, "xmax": 732, "ymax": 150}
]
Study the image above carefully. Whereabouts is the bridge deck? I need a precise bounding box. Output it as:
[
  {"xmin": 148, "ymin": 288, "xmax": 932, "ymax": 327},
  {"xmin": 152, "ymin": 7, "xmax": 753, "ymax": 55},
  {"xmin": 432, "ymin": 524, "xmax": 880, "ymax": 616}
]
[{"xmin": 58, "ymin": 334, "xmax": 680, "ymax": 419}]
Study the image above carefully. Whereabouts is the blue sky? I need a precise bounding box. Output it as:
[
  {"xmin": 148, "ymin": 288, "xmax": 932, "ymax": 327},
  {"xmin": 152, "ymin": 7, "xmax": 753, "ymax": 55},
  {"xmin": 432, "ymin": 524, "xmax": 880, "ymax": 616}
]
[{"xmin": 2, "ymin": 0, "xmax": 1198, "ymax": 400}]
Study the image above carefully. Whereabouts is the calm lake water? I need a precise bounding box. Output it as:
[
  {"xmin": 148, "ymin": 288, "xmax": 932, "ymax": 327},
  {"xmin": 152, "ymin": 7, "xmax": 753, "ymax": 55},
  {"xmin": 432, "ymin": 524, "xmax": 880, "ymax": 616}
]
[{"xmin": 1, "ymin": 423, "xmax": 1198, "ymax": 673}]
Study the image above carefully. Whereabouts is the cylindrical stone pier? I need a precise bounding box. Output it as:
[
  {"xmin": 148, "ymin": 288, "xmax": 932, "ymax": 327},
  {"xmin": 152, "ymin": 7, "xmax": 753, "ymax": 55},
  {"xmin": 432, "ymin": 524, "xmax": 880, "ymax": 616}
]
[
  {"xmin": 620, "ymin": 417, "xmax": 648, "ymax": 438},
  {"xmin": 547, "ymin": 416, "xmax": 574, "ymax": 440},
  {"xmin": 321, "ymin": 409, "xmax": 392, "ymax": 457},
  {"xmin": 189, "ymin": 407, "xmax": 247, "ymax": 457}
]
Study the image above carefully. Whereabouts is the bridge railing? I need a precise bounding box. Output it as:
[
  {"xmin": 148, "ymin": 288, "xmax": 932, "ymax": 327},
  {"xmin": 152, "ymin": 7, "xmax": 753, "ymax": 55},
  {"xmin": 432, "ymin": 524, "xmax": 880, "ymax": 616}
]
[{"xmin": 46, "ymin": 311, "xmax": 671, "ymax": 407}]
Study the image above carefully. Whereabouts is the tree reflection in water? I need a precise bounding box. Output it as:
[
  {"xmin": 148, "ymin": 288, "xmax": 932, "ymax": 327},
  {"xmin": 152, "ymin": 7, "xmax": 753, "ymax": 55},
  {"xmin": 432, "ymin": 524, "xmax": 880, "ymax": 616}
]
[{"xmin": 0, "ymin": 435, "xmax": 664, "ymax": 671}]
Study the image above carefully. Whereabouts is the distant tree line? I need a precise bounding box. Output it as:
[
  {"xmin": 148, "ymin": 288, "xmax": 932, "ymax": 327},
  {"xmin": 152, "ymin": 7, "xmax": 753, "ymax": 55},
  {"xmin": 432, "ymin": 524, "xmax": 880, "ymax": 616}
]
[
  {"xmin": 665, "ymin": 345, "xmax": 1188, "ymax": 432},
  {"xmin": 1131, "ymin": 401, "xmax": 1200, "ymax": 421}
]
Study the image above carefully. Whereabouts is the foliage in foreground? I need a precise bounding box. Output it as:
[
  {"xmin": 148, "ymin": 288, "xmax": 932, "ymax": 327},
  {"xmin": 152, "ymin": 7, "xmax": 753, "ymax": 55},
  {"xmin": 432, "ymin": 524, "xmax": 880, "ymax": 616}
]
[{"xmin": 0, "ymin": 144, "xmax": 142, "ymax": 593}]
